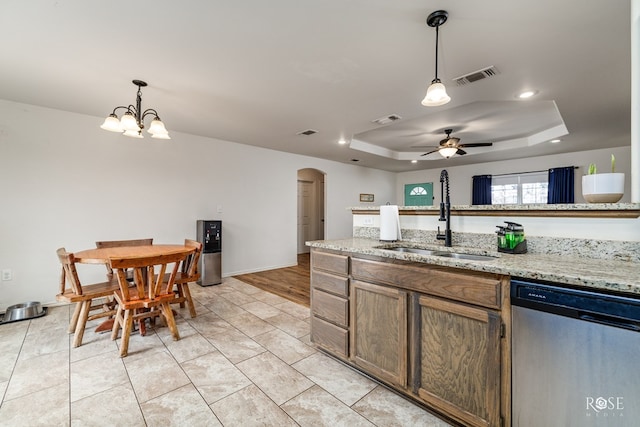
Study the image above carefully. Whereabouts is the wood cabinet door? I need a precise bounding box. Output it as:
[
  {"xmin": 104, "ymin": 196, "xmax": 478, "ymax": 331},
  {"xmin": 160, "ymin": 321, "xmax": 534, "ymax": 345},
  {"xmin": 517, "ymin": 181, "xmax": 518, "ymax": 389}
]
[
  {"xmin": 350, "ymin": 280, "xmax": 408, "ymax": 388},
  {"xmin": 416, "ymin": 295, "xmax": 501, "ymax": 427}
]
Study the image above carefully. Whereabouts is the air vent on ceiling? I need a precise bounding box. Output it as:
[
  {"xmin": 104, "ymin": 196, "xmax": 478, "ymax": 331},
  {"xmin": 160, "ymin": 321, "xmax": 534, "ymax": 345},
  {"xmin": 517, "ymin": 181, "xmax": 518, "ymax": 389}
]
[
  {"xmin": 297, "ymin": 129, "xmax": 318, "ymax": 136},
  {"xmin": 453, "ymin": 66, "xmax": 500, "ymax": 86},
  {"xmin": 372, "ymin": 114, "xmax": 402, "ymax": 125}
]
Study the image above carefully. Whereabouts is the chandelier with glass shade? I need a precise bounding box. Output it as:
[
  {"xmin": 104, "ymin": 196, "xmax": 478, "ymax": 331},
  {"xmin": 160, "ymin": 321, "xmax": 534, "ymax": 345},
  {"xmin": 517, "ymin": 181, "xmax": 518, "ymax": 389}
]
[{"xmin": 100, "ymin": 80, "xmax": 170, "ymax": 139}]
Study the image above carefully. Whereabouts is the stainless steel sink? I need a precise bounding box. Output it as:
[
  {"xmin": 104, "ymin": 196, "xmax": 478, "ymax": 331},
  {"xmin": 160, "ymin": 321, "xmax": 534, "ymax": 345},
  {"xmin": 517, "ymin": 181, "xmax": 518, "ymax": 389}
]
[
  {"xmin": 433, "ymin": 252, "xmax": 497, "ymax": 261},
  {"xmin": 385, "ymin": 247, "xmax": 442, "ymax": 256},
  {"xmin": 382, "ymin": 246, "xmax": 497, "ymax": 261}
]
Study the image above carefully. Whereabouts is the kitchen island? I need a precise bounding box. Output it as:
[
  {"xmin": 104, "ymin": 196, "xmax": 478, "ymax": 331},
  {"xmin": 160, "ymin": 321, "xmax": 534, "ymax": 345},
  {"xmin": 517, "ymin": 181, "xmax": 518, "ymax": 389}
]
[{"xmin": 306, "ymin": 238, "xmax": 639, "ymax": 427}]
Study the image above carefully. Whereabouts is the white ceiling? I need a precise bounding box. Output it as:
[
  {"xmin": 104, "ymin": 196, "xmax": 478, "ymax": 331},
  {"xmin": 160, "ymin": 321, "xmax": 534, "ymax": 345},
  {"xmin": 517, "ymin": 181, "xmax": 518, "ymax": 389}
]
[{"xmin": 0, "ymin": 0, "xmax": 631, "ymax": 172}]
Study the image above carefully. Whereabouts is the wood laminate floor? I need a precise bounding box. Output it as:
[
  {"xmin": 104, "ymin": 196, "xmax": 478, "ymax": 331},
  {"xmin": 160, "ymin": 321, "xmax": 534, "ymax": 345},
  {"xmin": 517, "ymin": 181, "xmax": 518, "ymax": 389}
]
[{"xmin": 233, "ymin": 253, "xmax": 311, "ymax": 307}]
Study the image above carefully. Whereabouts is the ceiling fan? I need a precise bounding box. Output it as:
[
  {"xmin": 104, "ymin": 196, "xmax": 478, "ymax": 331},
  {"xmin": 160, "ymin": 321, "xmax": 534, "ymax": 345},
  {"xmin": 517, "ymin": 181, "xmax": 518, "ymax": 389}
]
[{"xmin": 420, "ymin": 129, "xmax": 493, "ymax": 158}]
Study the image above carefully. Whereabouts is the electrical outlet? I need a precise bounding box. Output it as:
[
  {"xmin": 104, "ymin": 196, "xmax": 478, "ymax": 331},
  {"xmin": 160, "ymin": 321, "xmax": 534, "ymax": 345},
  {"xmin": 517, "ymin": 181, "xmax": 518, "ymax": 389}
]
[
  {"xmin": 2, "ymin": 269, "xmax": 12, "ymax": 281},
  {"xmin": 363, "ymin": 217, "xmax": 374, "ymax": 226},
  {"xmin": 217, "ymin": 204, "xmax": 223, "ymax": 213}
]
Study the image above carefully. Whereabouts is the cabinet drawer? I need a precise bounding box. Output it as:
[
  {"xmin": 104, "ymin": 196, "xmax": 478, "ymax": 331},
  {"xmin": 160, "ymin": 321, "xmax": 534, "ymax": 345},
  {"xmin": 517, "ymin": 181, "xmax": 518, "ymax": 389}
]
[
  {"xmin": 312, "ymin": 270, "xmax": 349, "ymax": 297},
  {"xmin": 311, "ymin": 288, "xmax": 348, "ymax": 327},
  {"xmin": 311, "ymin": 315, "xmax": 348, "ymax": 358},
  {"xmin": 351, "ymin": 257, "xmax": 503, "ymax": 309},
  {"xmin": 312, "ymin": 250, "xmax": 349, "ymax": 275}
]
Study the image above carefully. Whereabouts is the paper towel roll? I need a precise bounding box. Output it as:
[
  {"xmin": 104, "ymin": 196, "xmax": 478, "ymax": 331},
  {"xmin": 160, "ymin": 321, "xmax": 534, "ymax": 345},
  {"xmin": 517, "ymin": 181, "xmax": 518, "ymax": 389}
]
[{"xmin": 379, "ymin": 205, "xmax": 402, "ymax": 241}]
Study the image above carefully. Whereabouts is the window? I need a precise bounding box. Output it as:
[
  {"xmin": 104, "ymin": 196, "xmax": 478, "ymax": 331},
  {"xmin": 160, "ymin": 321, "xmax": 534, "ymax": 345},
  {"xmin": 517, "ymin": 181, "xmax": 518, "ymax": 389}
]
[
  {"xmin": 491, "ymin": 171, "xmax": 548, "ymax": 204},
  {"xmin": 410, "ymin": 186, "xmax": 428, "ymax": 195}
]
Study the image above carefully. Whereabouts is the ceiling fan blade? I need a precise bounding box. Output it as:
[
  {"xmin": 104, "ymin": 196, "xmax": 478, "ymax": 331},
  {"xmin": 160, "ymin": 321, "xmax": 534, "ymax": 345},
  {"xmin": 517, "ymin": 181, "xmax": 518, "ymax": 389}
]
[
  {"xmin": 459, "ymin": 142, "xmax": 493, "ymax": 148},
  {"xmin": 420, "ymin": 149, "xmax": 440, "ymax": 156},
  {"xmin": 456, "ymin": 149, "xmax": 467, "ymax": 155}
]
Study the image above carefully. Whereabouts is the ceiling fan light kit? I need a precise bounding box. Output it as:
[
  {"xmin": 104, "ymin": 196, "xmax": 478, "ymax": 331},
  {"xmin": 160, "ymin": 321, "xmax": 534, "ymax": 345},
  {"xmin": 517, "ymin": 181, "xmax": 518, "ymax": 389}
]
[
  {"xmin": 100, "ymin": 79, "xmax": 170, "ymax": 139},
  {"xmin": 421, "ymin": 10, "xmax": 451, "ymax": 107},
  {"xmin": 438, "ymin": 146, "xmax": 458, "ymax": 158},
  {"xmin": 421, "ymin": 128, "xmax": 493, "ymax": 158}
]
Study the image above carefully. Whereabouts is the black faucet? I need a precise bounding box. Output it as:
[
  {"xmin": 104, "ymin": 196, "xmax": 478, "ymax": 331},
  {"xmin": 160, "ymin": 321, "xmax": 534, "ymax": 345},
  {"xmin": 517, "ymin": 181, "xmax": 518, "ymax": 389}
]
[{"xmin": 436, "ymin": 169, "xmax": 452, "ymax": 247}]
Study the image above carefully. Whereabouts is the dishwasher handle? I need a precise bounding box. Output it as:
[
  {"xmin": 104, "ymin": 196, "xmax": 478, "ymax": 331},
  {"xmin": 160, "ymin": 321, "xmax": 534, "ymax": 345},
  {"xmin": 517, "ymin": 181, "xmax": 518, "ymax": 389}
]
[{"xmin": 579, "ymin": 312, "xmax": 640, "ymax": 332}]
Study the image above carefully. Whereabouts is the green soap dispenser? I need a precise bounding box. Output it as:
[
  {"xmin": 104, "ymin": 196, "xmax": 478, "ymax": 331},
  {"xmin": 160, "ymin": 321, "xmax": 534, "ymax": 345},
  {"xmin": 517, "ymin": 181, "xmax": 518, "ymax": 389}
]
[{"xmin": 498, "ymin": 221, "xmax": 528, "ymax": 254}]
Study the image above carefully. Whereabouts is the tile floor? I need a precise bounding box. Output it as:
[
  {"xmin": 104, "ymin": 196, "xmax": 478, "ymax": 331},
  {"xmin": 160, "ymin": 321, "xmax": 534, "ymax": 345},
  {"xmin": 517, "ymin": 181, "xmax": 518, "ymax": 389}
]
[{"xmin": 0, "ymin": 277, "xmax": 452, "ymax": 427}]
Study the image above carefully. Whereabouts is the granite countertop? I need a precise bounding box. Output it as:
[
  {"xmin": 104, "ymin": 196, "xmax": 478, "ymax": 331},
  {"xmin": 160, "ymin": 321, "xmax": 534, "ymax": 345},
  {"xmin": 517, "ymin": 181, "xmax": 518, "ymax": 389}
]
[
  {"xmin": 307, "ymin": 238, "xmax": 640, "ymax": 296},
  {"xmin": 350, "ymin": 203, "xmax": 640, "ymax": 212},
  {"xmin": 350, "ymin": 203, "xmax": 640, "ymax": 218}
]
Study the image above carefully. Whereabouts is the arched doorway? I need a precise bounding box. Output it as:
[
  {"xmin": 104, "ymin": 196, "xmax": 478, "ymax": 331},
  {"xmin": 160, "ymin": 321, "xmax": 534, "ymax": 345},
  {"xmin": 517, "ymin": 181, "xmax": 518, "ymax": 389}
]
[{"xmin": 297, "ymin": 168, "xmax": 325, "ymax": 254}]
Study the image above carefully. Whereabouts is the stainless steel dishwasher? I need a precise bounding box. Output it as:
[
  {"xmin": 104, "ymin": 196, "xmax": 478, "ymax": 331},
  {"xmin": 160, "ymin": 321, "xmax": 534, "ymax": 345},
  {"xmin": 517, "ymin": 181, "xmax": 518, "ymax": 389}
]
[{"xmin": 511, "ymin": 278, "xmax": 640, "ymax": 427}]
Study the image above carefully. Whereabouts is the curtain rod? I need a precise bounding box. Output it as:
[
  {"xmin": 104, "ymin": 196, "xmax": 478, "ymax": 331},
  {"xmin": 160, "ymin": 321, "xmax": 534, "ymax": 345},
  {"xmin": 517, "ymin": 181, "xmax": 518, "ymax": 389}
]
[{"xmin": 490, "ymin": 166, "xmax": 579, "ymax": 178}]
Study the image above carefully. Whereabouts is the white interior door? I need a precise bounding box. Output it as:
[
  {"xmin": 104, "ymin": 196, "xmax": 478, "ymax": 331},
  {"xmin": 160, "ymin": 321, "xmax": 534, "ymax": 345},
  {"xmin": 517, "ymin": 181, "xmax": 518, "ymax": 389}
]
[{"xmin": 297, "ymin": 180, "xmax": 314, "ymax": 253}]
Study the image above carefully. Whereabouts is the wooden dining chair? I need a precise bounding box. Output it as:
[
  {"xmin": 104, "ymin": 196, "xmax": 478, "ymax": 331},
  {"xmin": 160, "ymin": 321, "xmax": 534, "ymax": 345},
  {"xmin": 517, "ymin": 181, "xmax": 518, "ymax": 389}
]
[
  {"xmin": 95, "ymin": 238, "xmax": 154, "ymax": 248},
  {"xmin": 166, "ymin": 239, "xmax": 203, "ymax": 318},
  {"xmin": 94, "ymin": 238, "xmax": 154, "ymax": 333},
  {"xmin": 56, "ymin": 248, "xmax": 120, "ymax": 348},
  {"xmin": 95, "ymin": 238, "xmax": 153, "ymax": 276},
  {"xmin": 109, "ymin": 250, "xmax": 192, "ymax": 357}
]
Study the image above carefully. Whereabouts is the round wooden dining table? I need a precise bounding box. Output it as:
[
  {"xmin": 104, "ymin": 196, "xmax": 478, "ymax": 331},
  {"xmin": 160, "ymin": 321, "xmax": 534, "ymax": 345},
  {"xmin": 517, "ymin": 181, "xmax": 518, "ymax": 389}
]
[{"xmin": 74, "ymin": 244, "xmax": 194, "ymax": 264}]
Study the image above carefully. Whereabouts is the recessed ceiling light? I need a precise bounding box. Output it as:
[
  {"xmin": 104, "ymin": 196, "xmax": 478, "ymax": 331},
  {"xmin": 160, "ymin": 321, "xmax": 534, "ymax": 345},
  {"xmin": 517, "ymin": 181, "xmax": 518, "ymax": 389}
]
[
  {"xmin": 338, "ymin": 138, "xmax": 347, "ymax": 145},
  {"xmin": 517, "ymin": 90, "xmax": 538, "ymax": 99},
  {"xmin": 550, "ymin": 139, "xmax": 561, "ymax": 143},
  {"xmin": 411, "ymin": 160, "xmax": 418, "ymax": 164}
]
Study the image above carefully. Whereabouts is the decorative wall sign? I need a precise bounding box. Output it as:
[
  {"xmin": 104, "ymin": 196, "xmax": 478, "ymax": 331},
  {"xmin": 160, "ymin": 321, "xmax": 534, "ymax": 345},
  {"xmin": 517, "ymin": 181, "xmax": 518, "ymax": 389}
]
[{"xmin": 360, "ymin": 193, "xmax": 374, "ymax": 202}]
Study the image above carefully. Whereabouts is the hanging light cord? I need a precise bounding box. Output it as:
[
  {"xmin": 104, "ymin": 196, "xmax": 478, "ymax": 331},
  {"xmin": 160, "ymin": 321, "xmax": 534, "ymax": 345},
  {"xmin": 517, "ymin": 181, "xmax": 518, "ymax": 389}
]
[{"xmin": 434, "ymin": 24, "xmax": 440, "ymax": 82}]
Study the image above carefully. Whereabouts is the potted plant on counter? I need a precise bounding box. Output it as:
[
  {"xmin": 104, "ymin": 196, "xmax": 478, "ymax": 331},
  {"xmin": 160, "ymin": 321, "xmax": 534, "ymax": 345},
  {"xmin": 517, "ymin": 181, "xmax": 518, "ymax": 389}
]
[{"xmin": 582, "ymin": 154, "xmax": 625, "ymax": 203}]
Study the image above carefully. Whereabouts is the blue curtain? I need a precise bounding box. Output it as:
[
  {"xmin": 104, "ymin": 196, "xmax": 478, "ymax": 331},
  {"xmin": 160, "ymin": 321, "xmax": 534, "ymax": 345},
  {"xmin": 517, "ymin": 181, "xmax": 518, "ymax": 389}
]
[
  {"xmin": 472, "ymin": 175, "xmax": 492, "ymax": 205},
  {"xmin": 547, "ymin": 167, "xmax": 575, "ymax": 204}
]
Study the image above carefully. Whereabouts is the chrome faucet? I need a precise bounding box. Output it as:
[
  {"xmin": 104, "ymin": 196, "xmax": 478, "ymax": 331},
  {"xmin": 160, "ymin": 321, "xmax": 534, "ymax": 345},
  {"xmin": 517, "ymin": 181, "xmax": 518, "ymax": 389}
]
[{"xmin": 436, "ymin": 169, "xmax": 452, "ymax": 247}]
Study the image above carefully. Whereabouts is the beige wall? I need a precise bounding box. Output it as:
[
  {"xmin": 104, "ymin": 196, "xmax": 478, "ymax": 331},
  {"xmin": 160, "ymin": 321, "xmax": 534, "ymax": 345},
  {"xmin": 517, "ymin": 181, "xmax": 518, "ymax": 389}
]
[
  {"xmin": 391, "ymin": 147, "xmax": 638, "ymax": 241},
  {"xmin": 396, "ymin": 146, "xmax": 633, "ymax": 206}
]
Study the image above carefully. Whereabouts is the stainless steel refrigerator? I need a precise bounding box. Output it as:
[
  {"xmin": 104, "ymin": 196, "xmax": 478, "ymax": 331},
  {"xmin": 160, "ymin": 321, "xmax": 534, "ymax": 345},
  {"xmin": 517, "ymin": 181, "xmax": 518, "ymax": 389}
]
[{"xmin": 196, "ymin": 220, "xmax": 222, "ymax": 286}]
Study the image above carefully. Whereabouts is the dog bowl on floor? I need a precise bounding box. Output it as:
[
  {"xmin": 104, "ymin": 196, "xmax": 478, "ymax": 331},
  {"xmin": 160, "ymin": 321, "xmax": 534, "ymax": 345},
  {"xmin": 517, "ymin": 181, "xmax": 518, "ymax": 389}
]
[{"xmin": 1, "ymin": 301, "xmax": 47, "ymax": 324}]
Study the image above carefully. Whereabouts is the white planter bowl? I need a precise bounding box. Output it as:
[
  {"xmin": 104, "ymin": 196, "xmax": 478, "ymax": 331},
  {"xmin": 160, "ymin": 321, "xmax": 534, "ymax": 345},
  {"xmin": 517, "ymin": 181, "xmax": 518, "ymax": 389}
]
[{"xmin": 582, "ymin": 173, "xmax": 625, "ymax": 203}]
